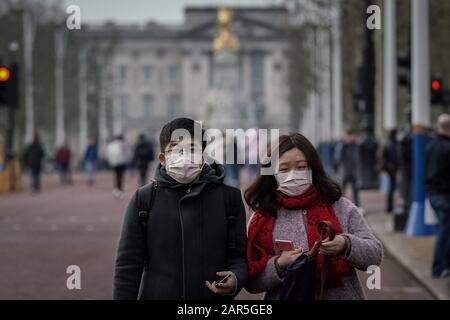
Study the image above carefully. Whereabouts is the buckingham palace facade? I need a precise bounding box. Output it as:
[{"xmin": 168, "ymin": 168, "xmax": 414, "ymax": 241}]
[{"xmin": 81, "ymin": 6, "xmax": 291, "ymax": 145}]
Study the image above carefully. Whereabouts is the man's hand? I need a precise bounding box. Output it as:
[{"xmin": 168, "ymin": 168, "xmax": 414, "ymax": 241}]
[{"xmin": 205, "ymin": 271, "xmax": 237, "ymax": 296}]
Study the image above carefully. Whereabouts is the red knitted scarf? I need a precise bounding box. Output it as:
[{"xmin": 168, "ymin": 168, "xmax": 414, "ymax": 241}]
[{"xmin": 247, "ymin": 186, "xmax": 352, "ymax": 287}]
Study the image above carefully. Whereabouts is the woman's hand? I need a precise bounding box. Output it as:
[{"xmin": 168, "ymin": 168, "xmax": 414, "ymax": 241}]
[
  {"xmin": 319, "ymin": 235, "xmax": 347, "ymax": 256},
  {"xmin": 276, "ymin": 248, "xmax": 304, "ymax": 270},
  {"xmin": 205, "ymin": 271, "xmax": 237, "ymax": 296}
]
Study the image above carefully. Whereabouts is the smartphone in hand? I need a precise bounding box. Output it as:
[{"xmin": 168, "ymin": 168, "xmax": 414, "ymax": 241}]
[{"xmin": 274, "ymin": 239, "xmax": 295, "ymax": 255}]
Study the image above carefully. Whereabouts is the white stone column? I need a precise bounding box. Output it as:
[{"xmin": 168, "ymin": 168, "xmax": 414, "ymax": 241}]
[
  {"xmin": 411, "ymin": 0, "xmax": 430, "ymax": 128},
  {"xmin": 320, "ymin": 28, "xmax": 332, "ymax": 142},
  {"xmin": 23, "ymin": 10, "xmax": 35, "ymax": 144},
  {"xmin": 78, "ymin": 45, "xmax": 88, "ymax": 154},
  {"xmin": 405, "ymin": 0, "xmax": 435, "ymax": 237},
  {"xmin": 98, "ymin": 57, "xmax": 108, "ymax": 153},
  {"xmin": 332, "ymin": 0, "xmax": 343, "ymax": 140},
  {"xmin": 54, "ymin": 27, "xmax": 67, "ymax": 147}
]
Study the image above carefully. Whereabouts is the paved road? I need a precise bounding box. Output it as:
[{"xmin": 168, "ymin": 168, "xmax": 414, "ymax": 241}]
[{"xmin": 0, "ymin": 172, "xmax": 436, "ymax": 299}]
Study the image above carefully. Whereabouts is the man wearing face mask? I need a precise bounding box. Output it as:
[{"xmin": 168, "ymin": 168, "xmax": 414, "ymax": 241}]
[{"xmin": 113, "ymin": 118, "xmax": 248, "ymax": 300}]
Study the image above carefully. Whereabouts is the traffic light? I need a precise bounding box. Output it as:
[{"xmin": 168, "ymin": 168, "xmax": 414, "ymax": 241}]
[
  {"xmin": 0, "ymin": 64, "xmax": 19, "ymax": 108},
  {"xmin": 0, "ymin": 67, "xmax": 11, "ymax": 82},
  {"xmin": 431, "ymin": 78, "xmax": 444, "ymax": 105},
  {"xmin": 0, "ymin": 66, "xmax": 10, "ymax": 106},
  {"xmin": 398, "ymin": 54, "xmax": 411, "ymax": 88}
]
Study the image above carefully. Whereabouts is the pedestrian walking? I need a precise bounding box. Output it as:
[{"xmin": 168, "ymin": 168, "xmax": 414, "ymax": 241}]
[
  {"xmin": 244, "ymin": 133, "xmax": 382, "ymax": 300},
  {"xmin": 381, "ymin": 130, "xmax": 400, "ymax": 213},
  {"xmin": 106, "ymin": 135, "xmax": 130, "ymax": 198},
  {"xmin": 84, "ymin": 139, "xmax": 98, "ymax": 186},
  {"xmin": 114, "ymin": 118, "xmax": 248, "ymax": 299},
  {"xmin": 334, "ymin": 130, "xmax": 361, "ymax": 207},
  {"xmin": 224, "ymin": 136, "xmax": 242, "ymax": 188},
  {"xmin": 426, "ymin": 114, "xmax": 450, "ymax": 278},
  {"xmin": 23, "ymin": 133, "xmax": 45, "ymax": 193},
  {"xmin": 55, "ymin": 143, "xmax": 72, "ymax": 185},
  {"xmin": 400, "ymin": 126, "xmax": 413, "ymax": 216},
  {"xmin": 133, "ymin": 134, "xmax": 154, "ymax": 187}
]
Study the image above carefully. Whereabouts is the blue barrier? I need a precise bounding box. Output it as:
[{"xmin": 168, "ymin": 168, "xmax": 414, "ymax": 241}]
[{"xmin": 405, "ymin": 133, "xmax": 438, "ymax": 236}]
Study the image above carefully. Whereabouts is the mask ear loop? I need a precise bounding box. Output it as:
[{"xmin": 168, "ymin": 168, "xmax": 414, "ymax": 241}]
[{"xmin": 307, "ymin": 169, "xmax": 313, "ymax": 184}]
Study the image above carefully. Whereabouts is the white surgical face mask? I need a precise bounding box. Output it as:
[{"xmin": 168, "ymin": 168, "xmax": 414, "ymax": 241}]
[
  {"xmin": 275, "ymin": 170, "xmax": 313, "ymax": 196},
  {"xmin": 165, "ymin": 151, "xmax": 204, "ymax": 184}
]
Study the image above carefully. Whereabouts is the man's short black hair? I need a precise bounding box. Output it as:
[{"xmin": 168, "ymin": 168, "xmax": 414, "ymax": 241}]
[{"xmin": 159, "ymin": 117, "xmax": 206, "ymax": 152}]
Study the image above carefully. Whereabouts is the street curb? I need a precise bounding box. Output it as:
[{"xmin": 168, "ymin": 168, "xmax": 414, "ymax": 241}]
[{"xmin": 367, "ymin": 214, "xmax": 450, "ymax": 300}]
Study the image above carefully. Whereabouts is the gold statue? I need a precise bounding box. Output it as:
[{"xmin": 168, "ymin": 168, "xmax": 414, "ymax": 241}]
[{"xmin": 212, "ymin": 7, "xmax": 239, "ymax": 53}]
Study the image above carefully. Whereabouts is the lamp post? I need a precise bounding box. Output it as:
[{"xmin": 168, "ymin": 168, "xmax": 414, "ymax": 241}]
[{"xmin": 405, "ymin": 0, "xmax": 437, "ymax": 236}]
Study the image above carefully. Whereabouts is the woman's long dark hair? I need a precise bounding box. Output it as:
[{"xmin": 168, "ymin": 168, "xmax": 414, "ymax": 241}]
[{"xmin": 244, "ymin": 133, "xmax": 342, "ymax": 216}]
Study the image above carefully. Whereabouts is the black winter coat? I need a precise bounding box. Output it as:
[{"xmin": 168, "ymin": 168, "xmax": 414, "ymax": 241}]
[
  {"xmin": 425, "ymin": 134, "xmax": 450, "ymax": 195},
  {"xmin": 113, "ymin": 163, "xmax": 248, "ymax": 300},
  {"xmin": 133, "ymin": 141, "xmax": 154, "ymax": 170},
  {"xmin": 24, "ymin": 142, "xmax": 44, "ymax": 171}
]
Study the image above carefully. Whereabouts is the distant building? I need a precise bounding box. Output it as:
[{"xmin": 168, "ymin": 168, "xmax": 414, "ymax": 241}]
[{"xmin": 81, "ymin": 6, "xmax": 290, "ymax": 146}]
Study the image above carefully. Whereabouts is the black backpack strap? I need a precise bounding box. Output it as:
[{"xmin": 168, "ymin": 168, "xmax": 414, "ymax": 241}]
[
  {"xmin": 136, "ymin": 181, "xmax": 158, "ymax": 264},
  {"xmin": 223, "ymin": 187, "xmax": 237, "ymax": 250}
]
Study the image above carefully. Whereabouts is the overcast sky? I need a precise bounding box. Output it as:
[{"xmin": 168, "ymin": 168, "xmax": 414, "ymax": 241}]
[{"xmin": 58, "ymin": 0, "xmax": 284, "ymax": 24}]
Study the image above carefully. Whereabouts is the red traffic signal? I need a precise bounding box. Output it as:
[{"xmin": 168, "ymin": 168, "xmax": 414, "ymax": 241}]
[
  {"xmin": 432, "ymin": 79, "xmax": 441, "ymax": 91},
  {"xmin": 0, "ymin": 67, "xmax": 11, "ymax": 82},
  {"xmin": 431, "ymin": 78, "xmax": 445, "ymax": 105}
]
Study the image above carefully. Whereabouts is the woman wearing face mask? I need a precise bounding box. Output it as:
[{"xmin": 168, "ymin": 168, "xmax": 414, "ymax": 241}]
[{"xmin": 244, "ymin": 133, "xmax": 383, "ymax": 300}]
